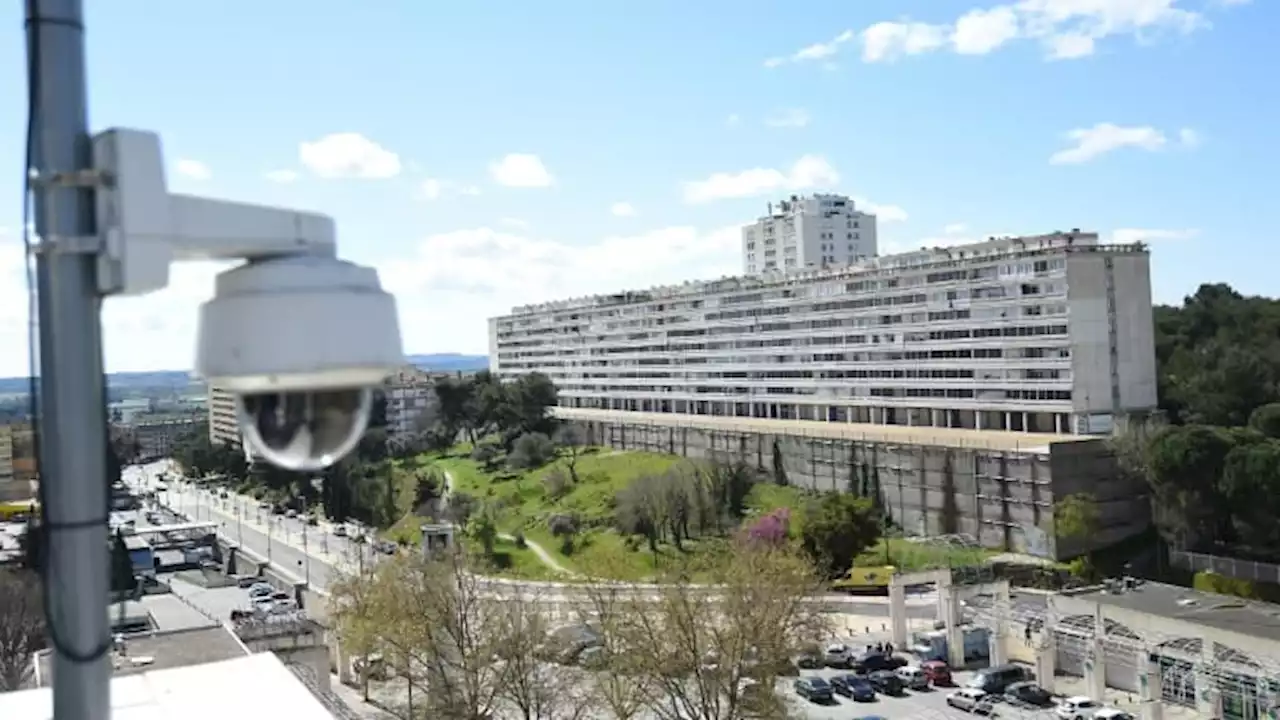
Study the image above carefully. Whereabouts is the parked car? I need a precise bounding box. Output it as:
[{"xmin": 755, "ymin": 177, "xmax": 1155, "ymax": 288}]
[
  {"xmin": 967, "ymin": 664, "xmax": 1032, "ymax": 694},
  {"xmin": 793, "ymin": 677, "xmax": 834, "ymax": 703},
  {"xmin": 896, "ymin": 665, "xmax": 930, "ymax": 691},
  {"xmin": 824, "ymin": 643, "xmax": 854, "ymax": 667},
  {"xmin": 795, "ymin": 647, "xmax": 823, "ymax": 670},
  {"xmin": 235, "ymin": 575, "xmax": 260, "ymax": 589},
  {"xmin": 1093, "ymin": 709, "xmax": 1135, "ymax": 720},
  {"xmin": 1055, "ymin": 696, "xmax": 1104, "ymax": 720},
  {"xmin": 1005, "ymin": 681, "xmax": 1054, "ymax": 708},
  {"xmin": 948, "ymin": 688, "xmax": 995, "ymax": 715},
  {"xmin": 830, "ymin": 673, "xmax": 877, "ymax": 701},
  {"xmin": 868, "ymin": 670, "xmax": 903, "ymax": 696},
  {"xmin": 247, "ymin": 583, "xmax": 274, "ymax": 599},
  {"xmin": 921, "ymin": 659, "xmax": 953, "ymax": 686},
  {"xmin": 851, "ymin": 652, "xmax": 907, "ymax": 673},
  {"xmin": 333, "ymin": 525, "xmax": 348, "ymax": 537}
]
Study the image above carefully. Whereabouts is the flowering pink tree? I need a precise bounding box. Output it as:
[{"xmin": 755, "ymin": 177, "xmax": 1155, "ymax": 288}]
[{"xmin": 745, "ymin": 507, "xmax": 791, "ymax": 547}]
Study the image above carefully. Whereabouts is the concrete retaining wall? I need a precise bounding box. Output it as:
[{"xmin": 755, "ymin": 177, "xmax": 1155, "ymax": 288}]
[{"xmin": 569, "ymin": 420, "xmax": 1149, "ymax": 560}]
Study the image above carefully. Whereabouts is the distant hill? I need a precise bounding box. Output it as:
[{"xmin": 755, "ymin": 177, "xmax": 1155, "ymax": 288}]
[{"xmin": 0, "ymin": 353, "xmax": 490, "ymax": 395}]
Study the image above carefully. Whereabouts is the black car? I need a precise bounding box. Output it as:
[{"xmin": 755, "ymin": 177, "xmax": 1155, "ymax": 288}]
[
  {"xmin": 830, "ymin": 673, "xmax": 877, "ymax": 701},
  {"xmin": 793, "ymin": 677, "xmax": 834, "ymax": 703},
  {"xmin": 852, "ymin": 652, "xmax": 907, "ymax": 673},
  {"xmin": 868, "ymin": 670, "xmax": 904, "ymax": 695},
  {"xmin": 1004, "ymin": 681, "xmax": 1054, "ymax": 707}
]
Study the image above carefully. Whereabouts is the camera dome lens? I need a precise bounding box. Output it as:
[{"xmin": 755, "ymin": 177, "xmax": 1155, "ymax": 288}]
[{"xmin": 237, "ymin": 388, "xmax": 372, "ymax": 471}]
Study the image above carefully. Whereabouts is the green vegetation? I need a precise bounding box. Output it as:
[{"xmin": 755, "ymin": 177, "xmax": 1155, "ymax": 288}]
[
  {"xmin": 1115, "ymin": 285, "xmax": 1280, "ymax": 567},
  {"xmin": 854, "ymin": 537, "xmax": 995, "ymax": 572}
]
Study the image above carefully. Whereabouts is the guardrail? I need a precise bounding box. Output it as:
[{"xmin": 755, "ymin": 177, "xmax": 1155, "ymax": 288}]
[{"xmin": 1170, "ymin": 549, "xmax": 1280, "ymax": 585}]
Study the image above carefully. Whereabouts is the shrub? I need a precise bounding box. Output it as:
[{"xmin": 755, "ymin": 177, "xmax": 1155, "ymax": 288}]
[
  {"xmin": 548, "ymin": 513, "xmax": 580, "ymax": 537},
  {"xmin": 513, "ymin": 531, "xmax": 527, "ymax": 549},
  {"xmin": 508, "ymin": 432, "xmax": 555, "ymax": 470},
  {"xmin": 470, "ymin": 442, "xmax": 502, "ymax": 471},
  {"xmin": 745, "ymin": 507, "xmax": 791, "ymax": 547},
  {"xmin": 543, "ymin": 469, "xmax": 571, "ymax": 501}
]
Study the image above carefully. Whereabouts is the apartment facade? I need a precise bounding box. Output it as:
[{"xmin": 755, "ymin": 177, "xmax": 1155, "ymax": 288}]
[
  {"xmin": 385, "ymin": 366, "xmax": 441, "ymax": 439},
  {"xmin": 0, "ymin": 423, "xmax": 37, "ymax": 502},
  {"xmin": 490, "ymin": 231, "xmax": 1159, "ymax": 437},
  {"xmin": 742, "ymin": 193, "xmax": 878, "ymax": 275},
  {"xmin": 207, "ymin": 385, "xmax": 240, "ymax": 448}
]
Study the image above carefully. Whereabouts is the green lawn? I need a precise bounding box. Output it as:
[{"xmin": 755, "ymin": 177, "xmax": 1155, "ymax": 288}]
[
  {"xmin": 427, "ymin": 448, "xmax": 813, "ymax": 582},
  {"xmin": 854, "ymin": 537, "xmax": 997, "ymax": 571}
]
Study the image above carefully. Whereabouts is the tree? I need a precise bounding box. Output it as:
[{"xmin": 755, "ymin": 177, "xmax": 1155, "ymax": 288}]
[
  {"xmin": 470, "ymin": 441, "xmax": 502, "ymax": 472},
  {"xmin": 800, "ymin": 493, "xmax": 881, "ymax": 579},
  {"xmin": 509, "ymin": 432, "xmax": 555, "ymax": 470},
  {"xmin": 0, "ymin": 569, "xmax": 46, "ymax": 691},
  {"xmin": 1054, "ymin": 493, "xmax": 1101, "ymax": 562},
  {"xmin": 598, "ymin": 543, "xmax": 826, "ymax": 720},
  {"xmin": 329, "ymin": 552, "xmax": 506, "ymax": 720},
  {"xmin": 1248, "ymin": 403, "xmax": 1280, "ymax": 439},
  {"xmin": 744, "ymin": 508, "xmax": 790, "ymax": 547},
  {"xmin": 554, "ymin": 424, "xmax": 586, "ymax": 483},
  {"xmin": 495, "ymin": 593, "xmax": 595, "ymax": 720}
]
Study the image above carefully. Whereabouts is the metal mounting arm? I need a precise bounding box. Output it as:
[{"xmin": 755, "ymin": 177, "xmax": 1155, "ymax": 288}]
[{"xmin": 91, "ymin": 127, "xmax": 336, "ymax": 296}]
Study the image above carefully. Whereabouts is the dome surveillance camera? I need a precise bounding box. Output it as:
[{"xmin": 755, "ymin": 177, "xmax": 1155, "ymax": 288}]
[{"xmin": 196, "ymin": 254, "xmax": 404, "ymax": 471}]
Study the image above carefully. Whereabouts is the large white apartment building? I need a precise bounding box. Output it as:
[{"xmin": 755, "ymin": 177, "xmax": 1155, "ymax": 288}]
[
  {"xmin": 489, "ymin": 231, "xmax": 1158, "ymax": 437},
  {"xmin": 385, "ymin": 366, "xmax": 441, "ymax": 439},
  {"xmin": 742, "ymin": 193, "xmax": 878, "ymax": 275}
]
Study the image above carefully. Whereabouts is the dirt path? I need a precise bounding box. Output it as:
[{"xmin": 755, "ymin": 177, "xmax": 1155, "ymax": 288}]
[{"xmin": 440, "ymin": 469, "xmax": 581, "ymax": 578}]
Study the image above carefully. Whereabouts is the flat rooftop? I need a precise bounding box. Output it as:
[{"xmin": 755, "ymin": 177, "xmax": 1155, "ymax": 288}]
[
  {"xmin": 35, "ymin": 625, "xmax": 248, "ymax": 685},
  {"xmin": 1072, "ymin": 581, "xmax": 1280, "ymax": 646},
  {"xmin": 10, "ymin": 652, "xmax": 336, "ymax": 720},
  {"xmin": 553, "ymin": 407, "xmax": 1090, "ymax": 453}
]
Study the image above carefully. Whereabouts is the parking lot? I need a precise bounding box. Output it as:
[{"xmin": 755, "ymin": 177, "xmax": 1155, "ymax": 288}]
[{"xmin": 781, "ymin": 667, "xmax": 1056, "ymax": 720}]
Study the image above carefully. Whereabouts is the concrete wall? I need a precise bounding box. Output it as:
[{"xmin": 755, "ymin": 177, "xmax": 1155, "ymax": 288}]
[{"xmin": 570, "ymin": 419, "xmax": 1149, "ymax": 560}]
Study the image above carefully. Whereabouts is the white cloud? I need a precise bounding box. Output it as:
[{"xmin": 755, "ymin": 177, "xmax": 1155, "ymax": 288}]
[
  {"xmin": 1050, "ymin": 123, "xmax": 1173, "ymax": 164},
  {"xmin": 764, "ymin": 30, "xmax": 856, "ymax": 67},
  {"xmin": 1178, "ymin": 128, "xmax": 1201, "ymax": 148},
  {"xmin": 764, "ymin": 109, "xmax": 812, "ymax": 129},
  {"xmin": 377, "ymin": 224, "xmax": 742, "ymax": 357},
  {"xmin": 1111, "ymin": 228, "xmax": 1199, "ymax": 244},
  {"xmin": 610, "ymin": 202, "xmax": 638, "ymax": 217},
  {"xmin": 264, "ymin": 169, "xmax": 299, "ymax": 184},
  {"xmin": 857, "ymin": 199, "xmax": 909, "ymax": 223},
  {"xmin": 862, "ymin": 21, "xmax": 948, "ymax": 62},
  {"xmin": 299, "ymin": 133, "xmax": 402, "ymax": 179},
  {"xmin": 682, "ymin": 155, "xmax": 839, "ymax": 204},
  {"xmin": 420, "ymin": 178, "xmax": 482, "ymax": 201},
  {"xmin": 175, "ymin": 159, "xmax": 211, "ymax": 181},
  {"xmin": 489, "ymin": 154, "xmax": 555, "ymax": 188},
  {"xmin": 853, "ymin": 0, "xmax": 1211, "ymax": 64}
]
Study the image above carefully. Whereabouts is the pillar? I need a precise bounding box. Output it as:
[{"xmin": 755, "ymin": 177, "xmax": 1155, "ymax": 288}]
[
  {"xmin": 1055, "ymin": 413, "xmax": 1064, "ymax": 434},
  {"xmin": 889, "ymin": 579, "xmax": 908, "ymax": 648},
  {"xmin": 1035, "ymin": 633, "xmax": 1057, "ymax": 692},
  {"xmin": 1004, "ymin": 412, "xmax": 1012, "ymax": 431},
  {"xmin": 1197, "ymin": 636, "xmax": 1222, "ymax": 718},
  {"xmin": 1083, "ymin": 636, "xmax": 1106, "ymax": 699},
  {"xmin": 1140, "ymin": 657, "xmax": 1165, "ymax": 720},
  {"xmin": 225, "ymin": 544, "xmax": 238, "ymax": 576},
  {"xmin": 945, "ymin": 587, "xmax": 965, "ymax": 668},
  {"xmin": 989, "ymin": 624, "xmax": 1008, "ymax": 666}
]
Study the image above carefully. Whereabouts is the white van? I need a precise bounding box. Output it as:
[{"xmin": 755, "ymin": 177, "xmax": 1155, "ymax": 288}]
[{"xmin": 896, "ymin": 665, "xmax": 930, "ymax": 690}]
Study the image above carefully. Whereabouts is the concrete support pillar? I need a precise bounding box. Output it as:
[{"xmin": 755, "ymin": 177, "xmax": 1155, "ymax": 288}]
[
  {"xmin": 1055, "ymin": 413, "xmax": 1063, "ymax": 434},
  {"xmin": 1197, "ymin": 638, "xmax": 1221, "ymax": 718},
  {"xmin": 1083, "ymin": 636, "xmax": 1106, "ymax": 699},
  {"xmin": 944, "ymin": 586, "xmax": 965, "ymax": 668},
  {"xmin": 975, "ymin": 411, "xmax": 984, "ymax": 430},
  {"xmin": 889, "ymin": 579, "xmax": 908, "ymax": 648},
  {"xmin": 989, "ymin": 625, "xmax": 1008, "ymax": 666},
  {"xmin": 1140, "ymin": 657, "xmax": 1164, "ymax": 720},
  {"xmin": 1034, "ymin": 634, "xmax": 1057, "ymax": 691},
  {"xmin": 1004, "ymin": 412, "xmax": 1012, "ymax": 431}
]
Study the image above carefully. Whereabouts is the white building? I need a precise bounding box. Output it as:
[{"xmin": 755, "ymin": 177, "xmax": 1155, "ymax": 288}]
[
  {"xmin": 489, "ymin": 231, "xmax": 1158, "ymax": 436},
  {"xmin": 385, "ymin": 366, "xmax": 440, "ymax": 438},
  {"xmin": 742, "ymin": 193, "xmax": 878, "ymax": 275},
  {"xmin": 207, "ymin": 385, "xmax": 240, "ymax": 448}
]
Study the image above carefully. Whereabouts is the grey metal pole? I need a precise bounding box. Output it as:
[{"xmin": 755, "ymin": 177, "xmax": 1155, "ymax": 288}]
[{"xmin": 25, "ymin": 1, "xmax": 112, "ymax": 719}]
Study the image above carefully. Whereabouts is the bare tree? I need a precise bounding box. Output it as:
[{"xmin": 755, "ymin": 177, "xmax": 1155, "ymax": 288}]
[
  {"xmin": 577, "ymin": 585, "xmax": 655, "ymax": 720},
  {"xmin": 553, "ymin": 425, "xmax": 587, "ymax": 483},
  {"xmin": 496, "ymin": 592, "xmax": 595, "ymax": 720},
  {"xmin": 603, "ymin": 544, "xmax": 827, "ymax": 720},
  {"xmin": 0, "ymin": 569, "xmax": 45, "ymax": 691},
  {"xmin": 330, "ymin": 551, "xmax": 506, "ymax": 719}
]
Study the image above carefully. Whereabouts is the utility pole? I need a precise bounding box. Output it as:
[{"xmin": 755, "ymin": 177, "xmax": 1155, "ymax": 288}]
[{"xmin": 26, "ymin": 1, "xmax": 113, "ymax": 718}]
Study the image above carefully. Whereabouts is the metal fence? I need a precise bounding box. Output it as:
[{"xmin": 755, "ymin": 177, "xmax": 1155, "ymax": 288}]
[{"xmin": 1171, "ymin": 549, "xmax": 1280, "ymax": 585}]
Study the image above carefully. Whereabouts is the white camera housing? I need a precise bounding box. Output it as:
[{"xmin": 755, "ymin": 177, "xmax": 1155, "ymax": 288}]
[{"xmin": 92, "ymin": 128, "xmax": 405, "ymax": 470}]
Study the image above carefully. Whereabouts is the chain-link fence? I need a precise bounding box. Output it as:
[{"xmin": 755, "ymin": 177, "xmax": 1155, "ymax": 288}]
[{"xmin": 1171, "ymin": 550, "xmax": 1280, "ymax": 585}]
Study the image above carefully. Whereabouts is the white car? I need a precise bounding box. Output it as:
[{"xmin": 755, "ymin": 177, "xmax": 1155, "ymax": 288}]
[
  {"xmin": 948, "ymin": 688, "xmax": 993, "ymax": 714},
  {"xmin": 1094, "ymin": 709, "xmax": 1134, "ymax": 720},
  {"xmin": 823, "ymin": 643, "xmax": 852, "ymax": 667},
  {"xmin": 1056, "ymin": 696, "xmax": 1104, "ymax": 720}
]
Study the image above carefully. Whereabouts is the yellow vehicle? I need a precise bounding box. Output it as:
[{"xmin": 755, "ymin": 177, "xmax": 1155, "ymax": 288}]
[
  {"xmin": 831, "ymin": 565, "xmax": 897, "ymax": 594},
  {"xmin": 0, "ymin": 500, "xmax": 39, "ymax": 521}
]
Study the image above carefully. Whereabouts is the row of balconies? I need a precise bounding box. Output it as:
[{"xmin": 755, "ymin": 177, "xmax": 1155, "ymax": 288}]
[
  {"xmin": 496, "ymin": 289, "xmax": 1074, "ymax": 341},
  {"xmin": 558, "ymin": 388, "xmax": 1075, "ymax": 411},
  {"xmin": 502, "ymin": 245, "xmax": 1088, "ymax": 318}
]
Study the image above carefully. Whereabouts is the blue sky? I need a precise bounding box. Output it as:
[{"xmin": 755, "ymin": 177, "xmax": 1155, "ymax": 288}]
[{"xmin": 0, "ymin": 0, "xmax": 1272, "ymax": 375}]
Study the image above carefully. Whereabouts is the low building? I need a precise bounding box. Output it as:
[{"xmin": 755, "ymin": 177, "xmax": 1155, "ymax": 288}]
[
  {"xmin": 7, "ymin": 650, "xmax": 341, "ymax": 720},
  {"xmin": 1044, "ymin": 581, "xmax": 1280, "ymax": 720}
]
